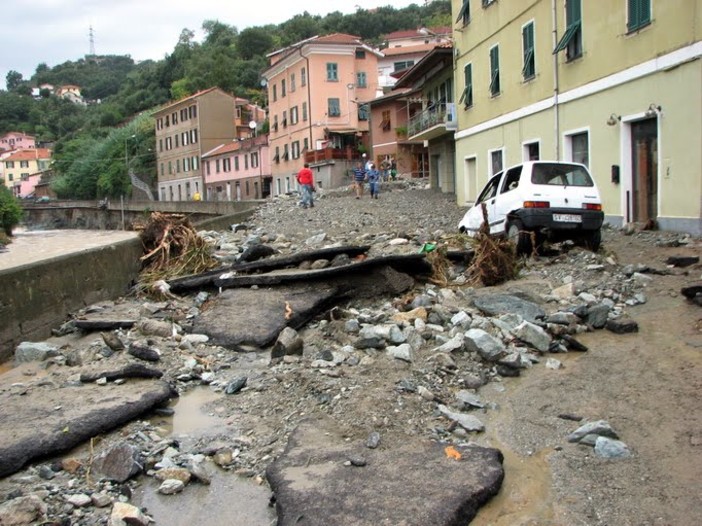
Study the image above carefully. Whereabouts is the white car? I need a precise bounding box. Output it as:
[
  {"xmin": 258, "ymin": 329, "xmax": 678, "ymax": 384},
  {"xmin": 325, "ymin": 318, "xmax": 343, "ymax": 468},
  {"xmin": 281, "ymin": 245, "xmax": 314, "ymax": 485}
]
[{"xmin": 458, "ymin": 161, "xmax": 604, "ymax": 254}]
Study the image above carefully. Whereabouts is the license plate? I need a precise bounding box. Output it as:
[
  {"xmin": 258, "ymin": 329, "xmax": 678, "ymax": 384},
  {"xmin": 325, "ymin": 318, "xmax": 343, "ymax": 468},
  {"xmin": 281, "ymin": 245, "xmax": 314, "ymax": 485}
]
[{"xmin": 553, "ymin": 213, "xmax": 582, "ymax": 223}]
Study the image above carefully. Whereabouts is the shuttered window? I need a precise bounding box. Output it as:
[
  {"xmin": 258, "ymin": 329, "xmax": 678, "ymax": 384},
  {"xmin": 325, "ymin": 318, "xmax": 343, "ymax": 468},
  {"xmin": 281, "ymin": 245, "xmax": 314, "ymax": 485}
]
[
  {"xmin": 554, "ymin": 0, "xmax": 582, "ymax": 60},
  {"xmin": 522, "ymin": 22, "xmax": 535, "ymax": 80},
  {"xmin": 458, "ymin": 63, "xmax": 473, "ymax": 108},
  {"xmin": 627, "ymin": 0, "xmax": 651, "ymax": 32},
  {"xmin": 489, "ymin": 46, "xmax": 500, "ymax": 96}
]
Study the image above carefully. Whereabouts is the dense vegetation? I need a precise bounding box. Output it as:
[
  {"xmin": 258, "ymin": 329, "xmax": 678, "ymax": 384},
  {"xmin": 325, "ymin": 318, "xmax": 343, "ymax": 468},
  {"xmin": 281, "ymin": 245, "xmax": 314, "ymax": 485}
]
[
  {"xmin": 0, "ymin": 184, "xmax": 23, "ymax": 237},
  {"xmin": 0, "ymin": 1, "xmax": 450, "ymax": 199}
]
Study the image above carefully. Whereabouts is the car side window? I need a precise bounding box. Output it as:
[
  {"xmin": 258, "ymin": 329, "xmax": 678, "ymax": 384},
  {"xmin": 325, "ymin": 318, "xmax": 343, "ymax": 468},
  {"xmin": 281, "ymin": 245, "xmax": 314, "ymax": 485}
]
[
  {"xmin": 501, "ymin": 166, "xmax": 522, "ymax": 193},
  {"xmin": 476, "ymin": 173, "xmax": 502, "ymax": 204}
]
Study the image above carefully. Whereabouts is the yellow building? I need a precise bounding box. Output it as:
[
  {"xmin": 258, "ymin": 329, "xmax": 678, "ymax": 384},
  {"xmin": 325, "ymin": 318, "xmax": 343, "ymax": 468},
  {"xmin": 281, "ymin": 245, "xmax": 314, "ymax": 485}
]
[{"xmin": 453, "ymin": 0, "xmax": 701, "ymax": 234}]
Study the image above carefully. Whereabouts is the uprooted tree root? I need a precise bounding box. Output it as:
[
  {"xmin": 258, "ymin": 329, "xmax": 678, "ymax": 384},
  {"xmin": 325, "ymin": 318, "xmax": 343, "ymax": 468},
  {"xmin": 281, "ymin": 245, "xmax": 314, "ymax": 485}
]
[
  {"xmin": 466, "ymin": 203, "xmax": 520, "ymax": 287},
  {"xmin": 135, "ymin": 212, "xmax": 217, "ymax": 296},
  {"xmin": 427, "ymin": 247, "xmax": 452, "ymax": 287}
]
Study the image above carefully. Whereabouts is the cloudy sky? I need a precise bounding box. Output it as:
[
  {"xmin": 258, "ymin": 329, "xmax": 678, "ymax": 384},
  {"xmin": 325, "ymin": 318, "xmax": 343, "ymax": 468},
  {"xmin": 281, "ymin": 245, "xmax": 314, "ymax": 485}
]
[{"xmin": 2, "ymin": 0, "xmax": 423, "ymax": 85}]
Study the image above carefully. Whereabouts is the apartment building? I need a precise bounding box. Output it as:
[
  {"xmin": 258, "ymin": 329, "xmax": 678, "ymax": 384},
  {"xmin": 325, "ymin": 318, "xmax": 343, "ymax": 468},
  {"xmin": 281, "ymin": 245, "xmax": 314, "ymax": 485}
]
[
  {"xmin": 261, "ymin": 33, "xmax": 382, "ymax": 194},
  {"xmin": 1, "ymin": 148, "xmax": 52, "ymax": 196},
  {"xmin": 452, "ymin": 0, "xmax": 702, "ymax": 234},
  {"xmin": 154, "ymin": 88, "xmax": 237, "ymax": 201},
  {"xmin": 202, "ymin": 135, "xmax": 271, "ymax": 201},
  {"xmin": 0, "ymin": 132, "xmax": 36, "ymax": 153}
]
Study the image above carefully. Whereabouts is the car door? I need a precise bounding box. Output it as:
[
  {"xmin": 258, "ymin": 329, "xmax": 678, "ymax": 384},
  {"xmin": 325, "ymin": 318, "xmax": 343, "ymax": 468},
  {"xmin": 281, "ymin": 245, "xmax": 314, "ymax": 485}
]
[
  {"xmin": 494, "ymin": 165, "xmax": 524, "ymax": 233},
  {"xmin": 462, "ymin": 172, "xmax": 503, "ymax": 234}
]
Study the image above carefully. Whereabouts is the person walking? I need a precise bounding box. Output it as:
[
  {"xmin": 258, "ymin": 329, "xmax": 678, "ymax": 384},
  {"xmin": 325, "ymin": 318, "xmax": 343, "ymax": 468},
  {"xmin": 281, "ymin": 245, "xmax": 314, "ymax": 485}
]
[
  {"xmin": 352, "ymin": 161, "xmax": 366, "ymax": 199},
  {"xmin": 366, "ymin": 163, "xmax": 381, "ymax": 199},
  {"xmin": 296, "ymin": 163, "xmax": 315, "ymax": 208}
]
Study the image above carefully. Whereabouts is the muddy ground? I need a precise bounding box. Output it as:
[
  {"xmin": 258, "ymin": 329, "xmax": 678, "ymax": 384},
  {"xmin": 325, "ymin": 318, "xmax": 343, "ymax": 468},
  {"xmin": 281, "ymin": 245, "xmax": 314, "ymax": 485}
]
[{"xmin": 1, "ymin": 185, "xmax": 701, "ymax": 525}]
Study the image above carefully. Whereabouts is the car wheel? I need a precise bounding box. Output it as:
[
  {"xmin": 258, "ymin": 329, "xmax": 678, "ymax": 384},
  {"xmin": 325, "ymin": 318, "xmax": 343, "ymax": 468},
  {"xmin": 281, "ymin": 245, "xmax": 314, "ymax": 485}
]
[
  {"xmin": 507, "ymin": 220, "xmax": 533, "ymax": 256},
  {"xmin": 583, "ymin": 229, "xmax": 602, "ymax": 252}
]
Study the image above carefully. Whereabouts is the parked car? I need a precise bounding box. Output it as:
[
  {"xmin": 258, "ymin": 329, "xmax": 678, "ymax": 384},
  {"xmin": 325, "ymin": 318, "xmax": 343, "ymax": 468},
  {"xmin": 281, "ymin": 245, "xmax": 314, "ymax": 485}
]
[{"xmin": 458, "ymin": 161, "xmax": 604, "ymax": 254}]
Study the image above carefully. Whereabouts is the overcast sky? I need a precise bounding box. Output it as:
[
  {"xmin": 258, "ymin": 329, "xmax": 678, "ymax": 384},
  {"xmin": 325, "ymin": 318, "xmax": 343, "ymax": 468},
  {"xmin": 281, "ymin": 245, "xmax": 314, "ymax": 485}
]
[{"xmin": 2, "ymin": 0, "xmax": 423, "ymax": 85}]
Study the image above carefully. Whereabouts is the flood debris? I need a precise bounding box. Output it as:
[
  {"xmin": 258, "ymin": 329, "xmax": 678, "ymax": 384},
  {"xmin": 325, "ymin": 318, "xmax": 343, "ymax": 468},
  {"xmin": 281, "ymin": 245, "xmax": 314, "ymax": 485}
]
[{"xmin": 467, "ymin": 204, "xmax": 519, "ymax": 286}]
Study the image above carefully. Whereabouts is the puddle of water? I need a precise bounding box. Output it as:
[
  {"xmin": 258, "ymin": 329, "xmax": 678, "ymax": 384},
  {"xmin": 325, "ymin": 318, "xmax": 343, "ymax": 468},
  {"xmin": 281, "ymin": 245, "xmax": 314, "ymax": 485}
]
[
  {"xmin": 155, "ymin": 386, "xmax": 225, "ymax": 436},
  {"xmin": 133, "ymin": 469, "xmax": 276, "ymax": 526}
]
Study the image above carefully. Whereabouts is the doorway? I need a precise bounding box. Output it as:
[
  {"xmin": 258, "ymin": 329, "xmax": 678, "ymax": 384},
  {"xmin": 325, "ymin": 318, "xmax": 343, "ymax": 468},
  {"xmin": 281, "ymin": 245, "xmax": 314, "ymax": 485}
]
[
  {"xmin": 463, "ymin": 156, "xmax": 477, "ymax": 205},
  {"xmin": 630, "ymin": 118, "xmax": 658, "ymax": 222}
]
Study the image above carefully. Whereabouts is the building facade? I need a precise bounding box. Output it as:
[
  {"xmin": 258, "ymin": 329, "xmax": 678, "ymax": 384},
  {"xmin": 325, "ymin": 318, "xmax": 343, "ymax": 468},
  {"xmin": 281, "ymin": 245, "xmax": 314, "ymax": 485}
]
[
  {"xmin": 262, "ymin": 34, "xmax": 382, "ymax": 195},
  {"xmin": 202, "ymin": 135, "xmax": 271, "ymax": 201},
  {"xmin": 154, "ymin": 88, "xmax": 237, "ymax": 201},
  {"xmin": 1, "ymin": 148, "xmax": 52, "ymax": 196},
  {"xmin": 452, "ymin": 0, "xmax": 702, "ymax": 234}
]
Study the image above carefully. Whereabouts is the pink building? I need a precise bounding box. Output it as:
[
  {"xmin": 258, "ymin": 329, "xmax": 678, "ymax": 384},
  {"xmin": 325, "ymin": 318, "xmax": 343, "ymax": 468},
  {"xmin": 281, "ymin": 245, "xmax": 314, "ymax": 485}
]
[
  {"xmin": 202, "ymin": 135, "xmax": 271, "ymax": 201},
  {"xmin": 0, "ymin": 132, "xmax": 36, "ymax": 153},
  {"xmin": 1, "ymin": 148, "xmax": 52, "ymax": 196},
  {"xmin": 262, "ymin": 33, "xmax": 382, "ymax": 194}
]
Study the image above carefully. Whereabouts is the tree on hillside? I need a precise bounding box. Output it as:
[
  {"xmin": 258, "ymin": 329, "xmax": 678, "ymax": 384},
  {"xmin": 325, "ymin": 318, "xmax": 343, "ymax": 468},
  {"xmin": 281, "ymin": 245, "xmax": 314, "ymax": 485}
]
[
  {"xmin": 238, "ymin": 27, "xmax": 275, "ymax": 60},
  {"xmin": 5, "ymin": 71, "xmax": 24, "ymax": 91},
  {"xmin": 0, "ymin": 184, "xmax": 22, "ymax": 237}
]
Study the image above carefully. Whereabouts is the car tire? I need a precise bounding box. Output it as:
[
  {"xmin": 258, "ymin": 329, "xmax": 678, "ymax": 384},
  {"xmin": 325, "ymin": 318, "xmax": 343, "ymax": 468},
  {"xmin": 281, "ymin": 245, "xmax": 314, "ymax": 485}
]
[
  {"xmin": 507, "ymin": 220, "xmax": 532, "ymax": 256},
  {"xmin": 583, "ymin": 229, "xmax": 602, "ymax": 252}
]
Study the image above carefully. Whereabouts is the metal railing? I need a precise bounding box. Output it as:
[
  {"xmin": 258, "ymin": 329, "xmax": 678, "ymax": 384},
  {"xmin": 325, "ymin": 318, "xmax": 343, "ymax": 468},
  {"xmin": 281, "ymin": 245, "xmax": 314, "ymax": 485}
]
[{"xmin": 407, "ymin": 103, "xmax": 455, "ymax": 136}]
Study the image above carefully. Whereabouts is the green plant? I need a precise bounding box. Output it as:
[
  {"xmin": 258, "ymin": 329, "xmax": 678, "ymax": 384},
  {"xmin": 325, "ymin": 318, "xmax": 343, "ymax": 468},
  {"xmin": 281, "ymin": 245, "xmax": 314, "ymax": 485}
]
[
  {"xmin": 0, "ymin": 185, "xmax": 23, "ymax": 236},
  {"xmin": 395, "ymin": 126, "xmax": 408, "ymax": 136}
]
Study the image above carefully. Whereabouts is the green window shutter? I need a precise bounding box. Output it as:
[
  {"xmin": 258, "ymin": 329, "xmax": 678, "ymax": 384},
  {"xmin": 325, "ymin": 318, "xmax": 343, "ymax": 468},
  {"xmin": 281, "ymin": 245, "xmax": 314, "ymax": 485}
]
[
  {"xmin": 554, "ymin": 0, "xmax": 582, "ymax": 53},
  {"xmin": 489, "ymin": 47, "xmax": 500, "ymax": 95},
  {"xmin": 522, "ymin": 23, "xmax": 535, "ymax": 79},
  {"xmin": 455, "ymin": 0, "xmax": 470, "ymax": 25},
  {"xmin": 628, "ymin": 0, "xmax": 651, "ymax": 31},
  {"xmin": 459, "ymin": 63, "xmax": 473, "ymax": 107}
]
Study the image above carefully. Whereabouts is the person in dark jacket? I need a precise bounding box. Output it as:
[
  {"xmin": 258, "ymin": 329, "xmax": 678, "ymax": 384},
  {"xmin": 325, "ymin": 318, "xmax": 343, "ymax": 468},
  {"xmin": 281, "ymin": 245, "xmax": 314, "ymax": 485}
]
[{"xmin": 352, "ymin": 162, "xmax": 366, "ymax": 199}]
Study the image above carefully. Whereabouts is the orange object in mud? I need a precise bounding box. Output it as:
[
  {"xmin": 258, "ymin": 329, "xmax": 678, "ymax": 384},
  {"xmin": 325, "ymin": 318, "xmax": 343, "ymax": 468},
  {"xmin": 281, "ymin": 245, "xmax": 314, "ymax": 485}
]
[
  {"xmin": 284, "ymin": 301, "xmax": 293, "ymax": 320},
  {"xmin": 444, "ymin": 446, "xmax": 462, "ymax": 461}
]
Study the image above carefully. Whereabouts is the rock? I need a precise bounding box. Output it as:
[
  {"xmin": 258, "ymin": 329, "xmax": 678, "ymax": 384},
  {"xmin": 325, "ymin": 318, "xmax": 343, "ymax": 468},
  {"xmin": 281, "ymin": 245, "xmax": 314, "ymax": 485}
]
[
  {"xmin": 594, "ymin": 437, "xmax": 632, "ymax": 459},
  {"xmin": 128, "ymin": 341, "xmax": 161, "ymax": 362},
  {"xmin": 438, "ymin": 404, "xmax": 485, "ymax": 432},
  {"xmin": 586, "ymin": 304, "xmax": 611, "ymax": 329},
  {"xmin": 605, "ymin": 317, "xmax": 639, "ymax": 334},
  {"xmin": 91, "ymin": 493, "xmax": 112, "ymax": 508},
  {"xmin": 225, "ymin": 376, "xmax": 248, "ymax": 394},
  {"xmin": 110, "ymin": 502, "xmax": 150, "ymax": 526},
  {"xmin": 473, "ymin": 294, "xmax": 545, "ymax": 323},
  {"xmin": 14, "ymin": 341, "xmax": 59, "ymax": 363},
  {"xmin": 65, "ymin": 493, "xmax": 92, "ymax": 507},
  {"xmin": 239, "ymin": 244, "xmax": 275, "ymax": 262},
  {"xmin": 681, "ymin": 284, "xmax": 702, "ymax": 300},
  {"xmin": 271, "ymin": 327, "xmax": 303, "ymax": 362},
  {"xmin": 136, "ymin": 319, "xmax": 173, "ymax": 338},
  {"xmin": 366, "ymin": 432, "xmax": 381, "ymax": 449},
  {"xmin": 0, "ymin": 495, "xmax": 47, "ymax": 525},
  {"xmin": 456, "ymin": 390, "xmax": 484, "ymax": 409},
  {"xmin": 188, "ymin": 460, "xmax": 212, "ymax": 485},
  {"xmin": 561, "ymin": 334, "xmax": 588, "ymax": 352},
  {"xmin": 464, "ymin": 329, "xmax": 505, "ymax": 362},
  {"xmin": 154, "ymin": 467, "xmax": 191, "ymax": 484},
  {"xmin": 90, "ymin": 442, "xmax": 142, "ymax": 482},
  {"xmin": 545, "ymin": 358, "xmax": 563, "ymax": 370},
  {"xmin": 511, "ymin": 321, "xmax": 551, "ymax": 352},
  {"xmin": 387, "ymin": 343, "xmax": 414, "ymax": 362},
  {"xmin": 432, "ymin": 333, "xmax": 466, "ymax": 354},
  {"xmin": 101, "ymin": 332, "xmax": 125, "ymax": 351},
  {"xmin": 551, "ymin": 282, "xmax": 575, "ymax": 299},
  {"xmin": 567, "ymin": 420, "xmax": 619, "ymax": 443}
]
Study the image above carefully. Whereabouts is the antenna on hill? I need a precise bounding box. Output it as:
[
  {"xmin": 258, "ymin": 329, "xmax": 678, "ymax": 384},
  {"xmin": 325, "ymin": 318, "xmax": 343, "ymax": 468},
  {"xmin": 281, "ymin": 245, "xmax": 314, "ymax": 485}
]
[{"xmin": 89, "ymin": 25, "xmax": 96, "ymax": 56}]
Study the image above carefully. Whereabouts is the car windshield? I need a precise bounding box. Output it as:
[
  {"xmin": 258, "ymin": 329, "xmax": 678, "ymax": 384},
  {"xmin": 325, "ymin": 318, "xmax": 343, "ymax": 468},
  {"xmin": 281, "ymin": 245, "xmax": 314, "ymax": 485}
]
[{"xmin": 531, "ymin": 163, "xmax": 594, "ymax": 187}]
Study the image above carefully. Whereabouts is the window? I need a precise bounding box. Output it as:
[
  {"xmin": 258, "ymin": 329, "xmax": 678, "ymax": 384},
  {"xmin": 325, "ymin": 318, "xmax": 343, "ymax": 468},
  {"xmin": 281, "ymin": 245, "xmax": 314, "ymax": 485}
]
[
  {"xmin": 183, "ymin": 158, "xmax": 190, "ymax": 172},
  {"xmin": 281, "ymin": 79, "xmax": 286, "ymax": 97},
  {"xmin": 554, "ymin": 0, "xmax": 582, "ymax": 60},
  {"xmin": 522, "ymin": 22, "xmax": 535, "ymax": 80},
  {"xmin": 272, "ymin": 84, "xmax": 277, "ymax": 102},
  {"xmin": 189, "ymin": 105, "xmax": 197, "ymax": 119},
  {"xmin": 193, "ymin": 156, "xmax": 199, "ymax": 170},
  {"xmin": 182, "ymin": 132, "xmax": 189, "ymax": 146},
  {"xmin": 356, "ymin": 72, "xmax": 367, "ymax": 88},
  {"xmin": 524, "ymin": 141, "xmax": 540, "ymax": 161},
  {"xmin": 273, "ymin": 147, "xmax": 280, "ymax": 163},
  {"xmin": 175, "ymin": 134, "xmax": 179, "ymax": 148},
  {"xmin": 456, "ymin": 0, "xmax": 470, "ymax": 25},
  {"xmin": 490, "ymin": 149, "xmax": 504, "ymax": 176},
  {"xmin": 292, "ymin": 141, "xmax": 300, "ymax": 159},
  {"xmin": 393, "ymin": 60, "xmax": 414, "ymax": 72},
  {"xmin": 303, "ymin": 138, "xmax": 309, "ymax": 151},
  {"xmin": 628, "ymin": 0, "xmax": 651, "ymax": 32},
  {"xmin": 234, "ymin": 156, "xmax": 240, "ymax": 170},
  {"xmin": 215, "ymin": 159, "xmax": 220, "ymax": 173},
  {"xmin": 190, "ymin": 129, "xmax": 198, "ymax": 143},
  {"xmin": 6, "ymin": 161, "xmax": 14, "ymax": 168},
  {"xmin": 291, "ymin": 106, "xmax": 298, "ymax": 125},
  {"xmin": 20, "ymin": 160, "xmax": 29, "ymax": 168},
  {"xmin": 273, "ymin": 115, "xmax": 279, "ymax": 132},
  {"xmin": 172, "ymin": 112, "xmax": 178, "ymax": 124},
  {"xmin": 489, "ymin": 45, "xmax": 500, "ymax": 96},
  {"xmin": 358, "ymin": 103, "xmax": 369, "ymax": 121},
  {"xmin": 380, "ymin": 110, "xmax": 391, "ymax": 131},
  {"xmin": 223, "ymin": 158, "xmax": 231, "ymax": 171},
  {"xmin": 282, "ymin": 110, "xmax": 287, "ymax": 128},
  {"xmin": 459, "ymin": 63, "xmax": 473, "ymax": 108},
  {"xmin": 251, "ymin": 152, "xmax": 259, "ymax": 167},
  {"xmin": 245, "ymin": 154, "xmax": 249, "ymax": 169},
  {"xmin": 328, "ymin": 98, "xmax": 341, "ymax": 117},
  {"xmin": 282, "ymin": 144, "xmax": 289, "ymax": 161},
  {"xmin": 569, "ymin": 132, "xmax": 589, "ymax": 167},
  {"xmin": 327, "ymin": 63, "xmax": 338, "ymax": 81},
  {"xmin": 355, "ymin": 50, "xmax": 366, "ymax": 59},
  {"xmin": 482, "ymin": 0, "xmax": 496, "ymax": 6},
  {"xmin": 301, "ymin": 67, "xmax": 307, "ymax": 86},
  {"xmin": 291, "ymin": 73, "xmax": 296, "ymax": 92},
  {"xmin": 302, "ymin": 102, "xmax": 308, "ymax": 121}
]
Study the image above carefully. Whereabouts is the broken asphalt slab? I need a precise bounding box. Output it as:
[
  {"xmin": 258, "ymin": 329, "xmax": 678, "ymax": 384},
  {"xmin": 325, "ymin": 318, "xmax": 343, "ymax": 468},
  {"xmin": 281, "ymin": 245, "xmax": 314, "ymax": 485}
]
[
  {"xmin": 266, "ymin": 416, "xmax": 504, "ymax": 526},
  {"xmin": 0, "ymin": 378, "xmax": 173, "ymax": 478},
  {"xmin": 191, "ymin": 266, "xmax": 416, "ymax": 350}
]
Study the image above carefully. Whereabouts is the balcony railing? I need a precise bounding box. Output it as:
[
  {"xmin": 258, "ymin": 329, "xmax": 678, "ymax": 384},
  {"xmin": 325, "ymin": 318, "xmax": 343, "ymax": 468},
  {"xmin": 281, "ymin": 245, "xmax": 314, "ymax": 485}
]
[
  {"xmin": 304, "ymin": 146, "xmax": 357, "ymax": 164},
  {"xmin": 407, "ymin": 103, "xmax": 456, "ymax": 137}
]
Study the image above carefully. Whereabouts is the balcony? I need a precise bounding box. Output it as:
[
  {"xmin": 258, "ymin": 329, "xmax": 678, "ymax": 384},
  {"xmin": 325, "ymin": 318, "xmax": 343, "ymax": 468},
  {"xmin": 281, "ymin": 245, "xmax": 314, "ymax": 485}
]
[
  {"xmin": 304, "ymin": 146, "xmax": 357, "ymax": 164},
  {"xmin": 407, "ymin": 102, "xmax": 457, "ymax": 141}
]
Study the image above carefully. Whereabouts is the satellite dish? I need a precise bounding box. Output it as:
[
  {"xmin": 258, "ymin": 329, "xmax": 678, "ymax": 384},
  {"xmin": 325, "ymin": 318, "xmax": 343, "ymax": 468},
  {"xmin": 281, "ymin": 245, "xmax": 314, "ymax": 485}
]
[
  {"xmin": 249, "ymin": 121, "xmax": 257, "ymax": 130},
  {"xmin": 260, "ymin": 79, "xmax": 268, "ymax": 87}
]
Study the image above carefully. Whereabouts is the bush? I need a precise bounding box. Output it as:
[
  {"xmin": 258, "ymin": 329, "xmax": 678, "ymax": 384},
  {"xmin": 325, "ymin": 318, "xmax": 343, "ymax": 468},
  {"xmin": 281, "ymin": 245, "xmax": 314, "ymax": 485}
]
[{"xmin": 0, "ymin": 185, "xmax": 23, "ymax": 236}]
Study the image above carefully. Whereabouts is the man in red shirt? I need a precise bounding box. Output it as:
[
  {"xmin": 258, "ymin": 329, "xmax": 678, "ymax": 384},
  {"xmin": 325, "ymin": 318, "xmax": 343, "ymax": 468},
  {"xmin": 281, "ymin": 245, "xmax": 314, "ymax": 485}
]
[{"xmin": 297, "ymin": 163, "xmax": 315, "ymax": 208}]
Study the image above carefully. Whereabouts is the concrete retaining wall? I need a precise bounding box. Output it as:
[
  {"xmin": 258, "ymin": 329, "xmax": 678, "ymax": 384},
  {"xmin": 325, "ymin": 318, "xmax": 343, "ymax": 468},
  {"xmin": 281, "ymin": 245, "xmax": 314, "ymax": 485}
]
[{"xmin": 0, "ymin": 237, "xmax": 143, "ymax": 362}]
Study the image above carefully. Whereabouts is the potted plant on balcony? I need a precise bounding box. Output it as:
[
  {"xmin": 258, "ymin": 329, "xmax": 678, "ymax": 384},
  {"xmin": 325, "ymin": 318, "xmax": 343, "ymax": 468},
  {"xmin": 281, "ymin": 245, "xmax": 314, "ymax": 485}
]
[{"xmin": 395, "ymin": 126, "xmax": 408, "ymax": 138}]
